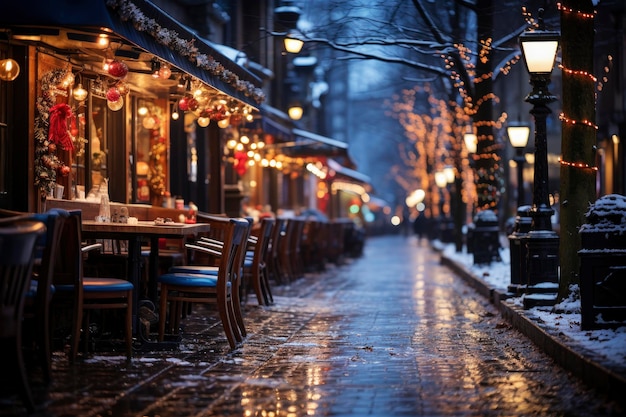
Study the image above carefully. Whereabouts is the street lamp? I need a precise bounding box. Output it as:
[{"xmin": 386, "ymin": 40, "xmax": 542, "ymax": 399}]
[
  {"xmin": 507, "ymin": 121, "xmax": 530, "ymax": 209},
  {"xmin": 464, "ymin": 130, "xmax": 477, "ymax": 154},
  {"xmin": 519, "ymin": 8, "xmax": 560, "ymax": 308}
]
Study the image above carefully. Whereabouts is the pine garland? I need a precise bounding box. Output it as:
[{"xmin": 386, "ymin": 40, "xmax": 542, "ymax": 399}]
[{"xmin": 34, "ymin": 68, "xmax": 69, "ymax": 198}]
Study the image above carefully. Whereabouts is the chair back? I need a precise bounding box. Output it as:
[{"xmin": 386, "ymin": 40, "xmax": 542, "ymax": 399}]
[
  {"xmin": 31, "ymin": 210, "xmax": 68, "ymax": 305},
  {"xmin": 0, "ymin": 220, "xmax": 45, "ymax": 338},
  {"xmin": 255, "ymin": 218, "xmax": 275, "ymax": 266},
  {"xmin": 53, "ymin": 210, "xmax": 84, "ymax": 288}
]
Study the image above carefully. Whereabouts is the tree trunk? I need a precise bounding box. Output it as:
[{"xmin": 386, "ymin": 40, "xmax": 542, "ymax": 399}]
[
  {"xmin": 474, "ymin": 0, "xmax": 498, "ymax": 212},
  {"xmin": 559, "ymin": 0, "xmax": 596, "ymax": 300}
]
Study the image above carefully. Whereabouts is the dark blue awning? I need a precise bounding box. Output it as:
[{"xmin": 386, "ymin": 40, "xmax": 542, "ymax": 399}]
[{"xmin": 0, "ymin": 0, "xmax": 264, "ymax": 107}]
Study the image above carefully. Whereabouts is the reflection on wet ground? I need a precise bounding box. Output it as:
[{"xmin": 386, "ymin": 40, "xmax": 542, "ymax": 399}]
[{"xmin": 1, "ymin": 235, "xmax": 624, "ymax": 416}]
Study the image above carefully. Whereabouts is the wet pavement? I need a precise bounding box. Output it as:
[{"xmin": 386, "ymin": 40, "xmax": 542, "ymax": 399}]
[{"xmin": 2, "ymin": 234, "xmax": 625, "ymax": 416}]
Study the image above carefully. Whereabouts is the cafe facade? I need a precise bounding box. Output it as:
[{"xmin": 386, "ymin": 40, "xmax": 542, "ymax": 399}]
[{"xmin": 0, "ymin": 0, "xmax": 267, "ymax": 214}]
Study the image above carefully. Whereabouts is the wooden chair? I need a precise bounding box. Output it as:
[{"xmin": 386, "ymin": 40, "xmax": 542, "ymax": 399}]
[
  {"xmin": 266, "ymin": 217, "xmax": 285, "ymax": 285},
  {"xmin": 244, "ymin": 218, "xmax": 275, "ymax": 306},
  {"xmin": 277, "ymin": 218, "xmax": 306, "ymax": 282},
  {"xmin": 158, "ymin": 217, "xmax": 249, "ymax": 349},
  {"xmin": 23, "ymin": 209, "xmax": 67, "ymax": 382},
  {"xmin": 0, "ymin": 219, "xmax": 45, "ymax": 412},
  {"xmin": 51, "ymin": 210, "xmax": 133, "ymax": 361}
]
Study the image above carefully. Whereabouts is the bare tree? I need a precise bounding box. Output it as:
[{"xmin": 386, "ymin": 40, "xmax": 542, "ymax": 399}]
[{"xmin": 296, "ymin": 0, "xmax": 530, "ymax": 212}]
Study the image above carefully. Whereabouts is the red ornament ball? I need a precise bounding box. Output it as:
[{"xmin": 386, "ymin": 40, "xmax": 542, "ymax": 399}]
[
  {"xmin": 187, "ymin": 98, "xmax": 199, "ymax": 112},
  {"xmin": 178, "ymin": 97, "xmax": 189, "ymax": 111},
  {"xmin": 48, "ymin": 143, "xmax": 57, "ymax": 153},
  {"xmin": 60, "ymin": 165, "xmax": 71, "ymax": 176},
  {"xmin": 107, "ymin": 60, "xmax": 129, "ymax": 78},
  {"xmin": 106, "ymin": 87, "xmax": 121, "ymax": 103}
]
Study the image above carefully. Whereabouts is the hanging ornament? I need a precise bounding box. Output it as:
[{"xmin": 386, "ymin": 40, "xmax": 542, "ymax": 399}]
[
  {"xmin": 115, "ymin": 80, "xmax": 130, "ymax": 95},
  {"xmin": 59, "ymin": 165, "xmax": 71, "ymax": 177},
  {"xmin": 48, "ymin": 103, "xmax": 75, "ymax": 151},
  {"xmin": 187, "ymin": 97, "xmax": 199, "ymax": 112},
  {"xmin": 107, "ymin": 96, "xmax": 124, "ymax": 111},
  {"xmin": 107, "ymin": 60, "xmax": 129, "ymax": 78},
  {"xmin": 178, "ymin": 97, "xmax": 189, "ymax": 111},
  {"xmin": 106, "ymin": 87, "xmax": 121, "ymax": 102},
  {"xmin": 158, "ymin": 63, "xmax": 171, "ymax": 79}
]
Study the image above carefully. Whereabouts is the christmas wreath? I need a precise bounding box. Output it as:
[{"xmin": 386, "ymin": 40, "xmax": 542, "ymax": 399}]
[{"xmin": 34, "ymin": 68, "xmax": 73, "ymax": 198}]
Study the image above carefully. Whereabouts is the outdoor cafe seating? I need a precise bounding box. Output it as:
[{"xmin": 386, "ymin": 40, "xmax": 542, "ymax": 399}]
[
  {"xmin": 158, "ymin": 216, "xmax": 251, "ymax": 350},
  {"xmin": 0, "ymin": 217, "xmax": 46, "ymax": 413}
]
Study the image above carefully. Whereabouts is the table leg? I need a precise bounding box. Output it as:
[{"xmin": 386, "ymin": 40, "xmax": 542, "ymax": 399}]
[{"xmin": 127, "ymin": 236, "xmax": 141, "ymax": 334}]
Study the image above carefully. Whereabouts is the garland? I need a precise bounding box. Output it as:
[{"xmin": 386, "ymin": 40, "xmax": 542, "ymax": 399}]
[
  {"xmin": 106, "ymin": 0, "xmax": 266, "ymax": 105},
  {"xmin": 34, "ymin": 69, "xmax": 71, "ymax": 198}
]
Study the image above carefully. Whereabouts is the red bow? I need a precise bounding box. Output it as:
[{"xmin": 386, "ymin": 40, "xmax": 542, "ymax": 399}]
[{"xmin": 49, "ymin": 103, "xmax": 75, "ymax": 151}]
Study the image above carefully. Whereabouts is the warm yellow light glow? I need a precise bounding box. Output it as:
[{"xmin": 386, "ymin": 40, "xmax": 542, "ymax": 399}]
[
  {"xmin": 72, "ymin": 84, "xmax": 88, "ymax": 102},
  {"xmin": 138, "ymin": 106, "xmax": 149, "ymax": 116},
  {"xmin": 284, "ymin": 32, "xmax": 304, "ymax": 53},
  {"xmin": 0, "ymin": 58, "xmax": 20, "ymax": 81},
  {"xmin": 227, "ymin": 139, "xmax": 238, "ymax": 149},
  {"xmin": 521, "ymin": 39, "xmax": 559, "ymax": 74},
  {"xmin": 443, "ymin": 166, "xmax": 455, "ymax": 183},
  {"xmin": 464, "ymin": 132, "xmax": 477, "ymax": 154},
  {"xmin": 217, "ymin": 118, "xmax": 230, "ymax": 128},
  {"xmin": 240, "ymin": 135, "xmax": 250, "ymax": 144},
  {"xmin": 97, "ymin": 35, "xmax": 110, "ymax": 48},
  {"xmin": 435, "ymin": 171, "xmax": 448, "ymax": 188},
  {"xmin": 288, "ymin": 105, "xmax": 303, "ymax": 120},
  {"xmin": 508, "ymin": 125, "xmax": 530, "ymax": 149},
  {"xmin": 197, "ymin": 117, "xmax": 210, "ymax": 127}
]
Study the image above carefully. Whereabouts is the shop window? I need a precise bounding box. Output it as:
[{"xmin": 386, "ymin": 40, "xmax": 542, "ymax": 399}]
[
  {"xmin": 84, "ymin": 84, "xmax": 108, "ymax": 200},
  {"xmin": 133, "ymin": 97, "xmax": 168, "ymax": 206}
]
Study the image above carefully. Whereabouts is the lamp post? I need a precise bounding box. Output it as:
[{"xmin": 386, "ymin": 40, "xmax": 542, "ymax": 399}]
[
  {"xmin": 507, "ymin": 122, "xmax": 530, "ymax": 209},
  {"xmin": 519, "ymin": 8, "xmax": 560, "ymax": 308},
  {"xmin": 507, "ymin": 121, "xmax": 531, "ymax": 295}
]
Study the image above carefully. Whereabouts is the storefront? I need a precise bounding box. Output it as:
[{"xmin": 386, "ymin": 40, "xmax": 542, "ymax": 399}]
[{"xmin": 0, "ymin": 0, "xmax": 264, "ymax": 213}]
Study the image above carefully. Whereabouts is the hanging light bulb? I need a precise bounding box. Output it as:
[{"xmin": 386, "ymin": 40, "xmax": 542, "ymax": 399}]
[
  {"xmin": 197, "ymin": 117, "xmax": 210, "ymax": 127},
  {"xmin": 217, "ymin": 117, "xmax": 230, "ymax": 129},
  {"xmin": 72, "ymin": 72, "xmax": 88, "ymax": 102},
  {"xmin": 171, "ymin": 102, "xmax": 180, "ymax": 120},
  {"xmin": 0, "ymin": 58, "xmax": 20, "ymax": 81},
  {"xmin": 72, "ymin": 83, "xmax": 88, "ymax": 102}
]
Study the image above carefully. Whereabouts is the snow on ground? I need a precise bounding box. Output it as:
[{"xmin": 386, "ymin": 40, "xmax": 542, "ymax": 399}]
[{"xmin": 442, "ymin": 243, "xmax": 626, "ymax": 370}]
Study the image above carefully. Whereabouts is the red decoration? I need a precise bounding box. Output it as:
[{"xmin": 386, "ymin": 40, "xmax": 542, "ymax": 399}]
[
  {"xmin": 178, "ymin": 97, "xmax": 189, "ymax": 111},
  {"xmin": 106, "ymin": 87, "xmax": 121, "ymax": 102},
  {"xmin": 187, "ymin": 98, "xmax": 198, "ymax": 111},
  {"xmin": 234, "ymin": 151, "xmax": 248, "ymax": 176},
  {"xmin": 107, "ymin": 60, "xmax": 129, "ymax": 78},
  {"xmin": 49, "ymin": 103, "xmax": 74, "ymax": 151},
  {"xmin": 59, "ymin": 165, "xmax": 71, "ymax": 176}
]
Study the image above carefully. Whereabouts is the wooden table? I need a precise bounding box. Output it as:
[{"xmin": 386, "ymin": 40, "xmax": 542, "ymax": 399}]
[{"xmin": 82, "ymin": 221, "xmax": 210, "ymax": 336}]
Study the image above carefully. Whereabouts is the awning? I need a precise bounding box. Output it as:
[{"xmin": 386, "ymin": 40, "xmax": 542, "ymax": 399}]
[
  {"xmin": 283, "ymin": 128, "xmax": 349, "ymax": 157},
  {"xmin": 327, "ymin": 158, "xmax": 371, "ymax": 184},
  {"xmin": 0, "ymin": 0, "xmax": 264, "ymax": 107}
]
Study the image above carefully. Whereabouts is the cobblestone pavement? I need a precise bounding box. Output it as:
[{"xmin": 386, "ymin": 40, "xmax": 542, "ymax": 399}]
[{"xmin": 2, "ymin": 235, "xmax": 624, "ymax": 416}]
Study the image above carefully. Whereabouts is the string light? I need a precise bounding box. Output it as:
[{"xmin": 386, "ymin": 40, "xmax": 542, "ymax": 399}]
[
  {"xmin": 559, "ymin": 158, "xmax": 598, "ymax": 172},
  {"xmin": 559, "ymin": 113, "xmax": 598, "ymax": 130},
  {"xmin": 557, "ymin": 2, "xmax": 596, "ymax": 19},
  {"xmin": 558, "ymin": 64, "xmax": 597, "ymax": 83}
]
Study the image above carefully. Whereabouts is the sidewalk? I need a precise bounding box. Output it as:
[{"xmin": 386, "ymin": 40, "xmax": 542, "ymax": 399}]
[{"xmin": 440, "ymin": 244, "xmax": 626, "ymax": 405}]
